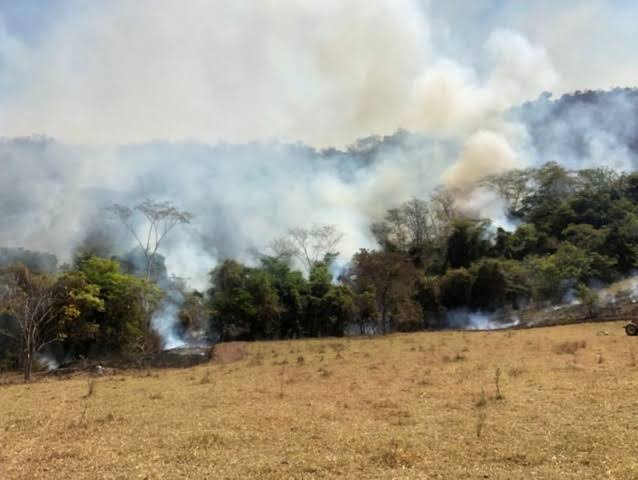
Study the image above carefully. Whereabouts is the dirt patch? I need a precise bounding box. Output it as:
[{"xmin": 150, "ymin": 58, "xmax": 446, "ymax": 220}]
[{"xmin": 210, "ymin": 342, "xmax": 248, "ymax": 364}]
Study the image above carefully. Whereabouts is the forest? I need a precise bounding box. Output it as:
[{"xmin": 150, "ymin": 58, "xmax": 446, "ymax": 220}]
[{"xmin": 3, "ymin": 159, "xmax": 638, "ymax": 380}]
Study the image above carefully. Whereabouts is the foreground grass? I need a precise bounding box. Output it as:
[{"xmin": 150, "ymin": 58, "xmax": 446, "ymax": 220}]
[{"xmin": 1, "ymin": 321, "xmax": 638, "ymax": 479}]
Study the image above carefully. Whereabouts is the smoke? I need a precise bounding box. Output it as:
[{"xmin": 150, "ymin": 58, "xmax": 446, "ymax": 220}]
[
  {"xmin": 446, "ymin": 310, "xmax": 520, "ymax": 331},
  {"xmin": 1, "ymin": 1, "xmax": 637, "ymax": 343},
  {"xmin": 35, "ymin": 351, "xmax": 59, "ymax": 371},
  {"xmin": 152, "ymin": 286, "xmax": 187, "ymax": 351}
]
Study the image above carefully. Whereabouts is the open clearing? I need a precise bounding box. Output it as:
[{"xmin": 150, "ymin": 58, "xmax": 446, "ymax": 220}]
[{"xmin": 2, "ymin": 321, "xmax": 638, "ymax": 479}]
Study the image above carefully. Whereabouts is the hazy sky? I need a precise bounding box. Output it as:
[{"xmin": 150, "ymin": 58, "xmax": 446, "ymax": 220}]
[{"xmin": 0, "ymin": 0, "xmax": 636, "ymax": 146}]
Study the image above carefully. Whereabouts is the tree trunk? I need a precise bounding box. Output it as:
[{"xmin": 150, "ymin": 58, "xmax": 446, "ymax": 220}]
[{"xmin": 23, "ymin": 349, "xmax": 33, "ymax": 382}]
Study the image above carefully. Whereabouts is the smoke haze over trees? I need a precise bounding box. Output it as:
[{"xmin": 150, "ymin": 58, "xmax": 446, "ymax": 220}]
[{"xmin": 2, "ymin": 1, "xmax": 638, "ymax": 373}]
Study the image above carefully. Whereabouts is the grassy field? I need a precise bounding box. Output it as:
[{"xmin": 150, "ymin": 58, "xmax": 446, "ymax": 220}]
[{"xmin": 2, "ymin": 321, "xmax": 638, "ymax": 479}]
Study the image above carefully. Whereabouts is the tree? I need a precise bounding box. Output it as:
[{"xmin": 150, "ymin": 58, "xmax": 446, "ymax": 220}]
[
  {"xmin": 577, "ymin": 283, "xmax": 599, "ymax": 319},
  {"xmin": 0, "ymin": 247, "xmax": 58, "ymax": 273},
  {"xmin": 284, "ymin": 224, "xmax": 343, "ymax": 273},
  {"xmin": 480, "ymin": 168, "xmax": 533, "ymax": 216},
  {"xmin": 438, "ymin": 268, "xmax": 472, "ymax": 310},
  {"xmin": 68, "ymin": 256, "xmax": 163, "ymax": 354},
  {"xmin": 0, "ymin": 265, "xmax": 100, "ymax": 381},
  {"xmin": 525, "ymin": 243, "xmax": 593, "ymax": 303},
  {"xmin": 304, "ymin": 262, "xmax": 334, "ymax": 336},
  {"xmin": 209, "ymin": 260, "xmax": 282, "ymax": 341},
  {"xmin": 108, "ymin": 199, "xmax": 193, "ymax": 281},
  {"xmin": 445, "ymin": 219, "xmax": 492, "ymax": 269},
  {"xmin": 347, "ymin": 250, "xmax": 420, "ymax": 334},
  {"xmin": 351, "ymin": 289, "xmax": 378, "ymax": 335},
  {"xmin": 259, "ymin": 256, "xmax": 308, "ymax": 338},
  {"xmin": 371, "ymin": 194, "xmax": 456, "ymax": 271},
  {"xmin": 178, "ymin": 290, "xmax": 210, "ymax": 341},
  {"xmin": 414, "ymin": 276, "xmax": 441, "ymax": 327},
  {"xmin": 470, "ymin": 260, "xmax": 507, "ymax": 310},
  {"xmin": 318, "ymin": 285, "xmax": 355, "ymax": 337}
]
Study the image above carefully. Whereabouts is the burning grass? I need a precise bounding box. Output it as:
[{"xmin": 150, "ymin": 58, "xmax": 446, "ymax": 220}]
[{"xmin": 1, "ymin": 321, "xmax": 638, "ymax": 479}]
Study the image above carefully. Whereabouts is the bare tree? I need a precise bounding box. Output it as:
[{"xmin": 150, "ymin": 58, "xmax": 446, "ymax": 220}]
[
  {"xmin": 266, "ymin": 236, "xmax": 299, "ymax": 264},
  {"xmin": 108, "ymin": 199, "xmax": 193, "ymax": 281},
  {"xmin": 479, "ymin": 169, "xmax": 532, "ymax": 215},
  {"xmin": 429, "ymin": 187, "xmax": 458, "ymax": 240},
  {"xmin": 0, "ymin": 266, "xmax": 60, "ymax": 381},
  {"xmin": 285, "ymin": 224, "xmax": 343, "ymax": 272}
]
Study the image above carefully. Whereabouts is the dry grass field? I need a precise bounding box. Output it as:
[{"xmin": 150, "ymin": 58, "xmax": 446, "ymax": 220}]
[{"xmin": 2, "ymin": 321, "xmax": 638, "ymax": 479}]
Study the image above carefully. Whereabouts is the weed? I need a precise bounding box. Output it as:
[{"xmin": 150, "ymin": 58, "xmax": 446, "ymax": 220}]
[
  {"xmin": 494, "ymin": 367, "xmax": 503, "ymax": 400},
  {"xmin": 476, "ymin": 411, "xmax": 487, "ymax": 438},
  {"xmin": 200, "ymin": 370, "xmax": 211, "ymax": 384},
  {"xmin": 77, "ymin": 404, "xmax": 89, "ymax": 428},
  {"xmin": 629, "ymin": 347, "xmax": 636, "ymax": 367},
  {"xmin": 553, "ymin": 340, "xmax": 587, "ymax": 355},
  {"xmin": 83, "ymin": 378, "xmax": 96, "ymax": 399},
  {"xmin": 373, "ymin": 439, "xmax": 415, "ymax": 469},
  {"xmin": 474, "ymin": 388, "xmax": 488, "ymax": 408},
  {"xmin": 278, "ymin": 367, "xmax": 286, "ymax": 398},
  {"xmin": 249, "ymin": 353, "xmax": 264, "ymax": 367}
]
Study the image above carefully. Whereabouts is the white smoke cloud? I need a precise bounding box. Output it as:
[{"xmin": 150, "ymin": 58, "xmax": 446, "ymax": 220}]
[{"xmin": 0, "ymin": 0, "xmax": 557, "ymax": 151}]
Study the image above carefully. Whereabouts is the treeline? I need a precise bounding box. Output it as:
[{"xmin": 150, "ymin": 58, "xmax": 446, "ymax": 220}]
[
  {"xmin": 3, "ymin": 163, "xmax": 638, "ymax": 379},
  {"xmin": 208, "ymin": 163, "xmax": 638, "ymax": 339},
  {"xmin": 0, "ymin": 256, "xmax": 165, "ymax": 378}
]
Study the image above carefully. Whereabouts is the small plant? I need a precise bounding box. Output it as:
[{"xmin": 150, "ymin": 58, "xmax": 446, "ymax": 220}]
[
  {"xmin": 629, "ymin": 347, "xmax": 637, "ymax": 367},
  {"xmin": 83, "ymin": 378, "xmax": 96, "ymax": 399},
  {"xmin": 553, "ymin": 340, "xmax": 587, "ymax": 355},
  {"xmin": 474, "ymin": 388, "xmax": 488, "ymax": 408},
  {"xmin": 442, "ymin": 352, "xmax": 465, "ymax": 363},
  {"xmin": 476, "ymin": 410, "xmax": 487, "ymax": 438},
  {"xmin": 76, "ymin": 404, "xmax": 89, "ymax": 428},
  {"xmin": 494, "ymin": 367, "xmax": 503, "ymax": 400},
  {"xmin": 200, "ymin": 370, "xmax": 211, "ymax": 384},
  {"xmin": 373, "ymin": 439, "xmax": 416, "ymax": 469},
  {"xmin": 249, "ymin": 353, "xmax": 264, "ymax": 367},
  {"xmin": 380, "ymin": 439, "xmax": 400, "ymax": 468},
  {"xmin": 278, "ymin": 367, "xmax": 286, "ymax": 398},
  {"xmin": 296, "ymin": 355, "xmax": 305, "ymax": 365},
  {"xmin": 508, "ymin": 366, "xmax": 526, "ymax": 378}
]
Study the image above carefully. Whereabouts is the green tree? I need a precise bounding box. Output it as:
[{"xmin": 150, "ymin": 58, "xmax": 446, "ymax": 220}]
[
  {"xmin": 525, "ymin": 243, "xmax": 592, "ymax": 303},
  {"xmin": 209, "ymin": 260, "xmax": 282, "ymax": 341},
  {"xmin": 414, "ymin": 276, "xmax": 440, "ymax": 328},
  {"xmin": 347, "ymin": 250, "xmax": 420, "ymax": 334},
  {"xmin": 470, "ymin": 260, "xmax": 507, "ymax": 310},
  {"xmin": 71, "ymin": 256, "xmax": 163, "ymax": 353},
  {"xmin": 438, "ymin": 268, "xmax": 472, "ymax": 310},
  {"xmin": 577, "ymin": 283, "xmax": 599, "ymax": 319},
  {"xmin": 445, "ymin": 219, "xmax": 492, "ymax": 269},
  {"xmin": 0, "ymin": 264, "xmax": 102, "ymax": 381}
]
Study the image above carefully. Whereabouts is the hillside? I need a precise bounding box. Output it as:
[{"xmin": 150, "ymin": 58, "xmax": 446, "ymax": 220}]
[
  {"xmin": 2, "ymin": 321, "xmax": 638, "ymax": 479},
  {"xmin": 516, "ymin": 88, "xmax": 638, "ymax": 168}
]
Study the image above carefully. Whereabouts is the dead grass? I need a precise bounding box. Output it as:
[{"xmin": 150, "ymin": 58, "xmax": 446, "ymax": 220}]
[
  {"xmin": 1, "ymin": 321, "xmax": 638, "ymax": 479},
  {"xmin": 553, "ymin": 340, "xmax": 587, "ymax": 354}
]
